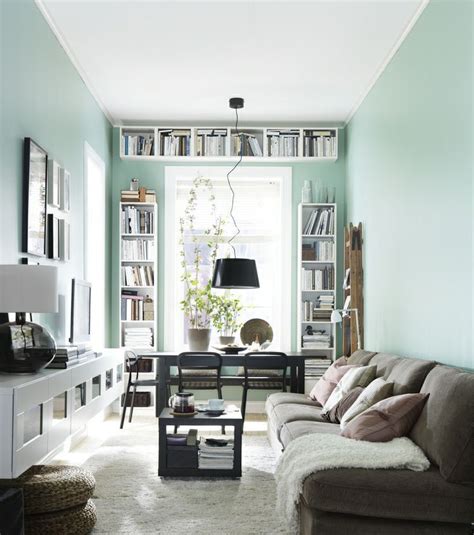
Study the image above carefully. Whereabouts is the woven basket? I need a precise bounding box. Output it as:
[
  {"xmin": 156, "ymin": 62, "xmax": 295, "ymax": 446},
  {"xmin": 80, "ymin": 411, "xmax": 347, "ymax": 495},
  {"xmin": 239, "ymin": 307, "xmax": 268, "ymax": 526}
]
[
  {"xmin": 25, "ymin": 499, "xmax": 96, "ymax": 535},
  {"xmin": 14, "ymin": 465, "xmax": 95, "ymax": 515}
]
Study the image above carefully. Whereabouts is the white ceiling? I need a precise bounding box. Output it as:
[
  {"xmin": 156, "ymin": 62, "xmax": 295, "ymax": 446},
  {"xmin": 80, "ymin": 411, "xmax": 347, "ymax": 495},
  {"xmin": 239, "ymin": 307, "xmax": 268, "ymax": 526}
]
[{"xmin": 38, "ymin": 0, "xmax": 426, "ymax": 126}]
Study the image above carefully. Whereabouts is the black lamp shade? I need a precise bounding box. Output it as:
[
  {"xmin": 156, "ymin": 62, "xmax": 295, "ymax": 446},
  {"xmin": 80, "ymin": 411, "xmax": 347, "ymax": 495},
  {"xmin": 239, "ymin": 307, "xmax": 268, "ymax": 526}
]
[{"xmin": 211, "ymin": 258, "xmax": 259, "ymax": 289}]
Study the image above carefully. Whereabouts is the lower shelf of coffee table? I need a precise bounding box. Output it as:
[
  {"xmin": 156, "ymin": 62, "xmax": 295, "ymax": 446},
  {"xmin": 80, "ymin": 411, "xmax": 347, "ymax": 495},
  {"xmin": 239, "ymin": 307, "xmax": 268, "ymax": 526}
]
[{"xmin": 158, "ymin": 466, "xmax": 241, "ymax": 478}]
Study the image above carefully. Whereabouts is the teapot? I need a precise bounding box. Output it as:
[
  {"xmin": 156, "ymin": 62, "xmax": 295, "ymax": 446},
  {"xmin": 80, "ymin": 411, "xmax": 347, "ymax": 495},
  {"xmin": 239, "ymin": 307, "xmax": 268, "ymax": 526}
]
[{"xmin": 168, "ymin": 392, "xmax": 195, "ymax": 414}]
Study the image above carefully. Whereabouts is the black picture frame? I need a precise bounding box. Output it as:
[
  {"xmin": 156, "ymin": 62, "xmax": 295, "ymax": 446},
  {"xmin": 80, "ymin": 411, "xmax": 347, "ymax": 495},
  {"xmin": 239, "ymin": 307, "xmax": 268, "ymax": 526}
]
[
  {"xmin": 47, "ymin": 214, "xmax": 60, "ymax": 260},
  {"xmin": 22, "ymin": 138, "xmax": 48, "ymax": 256}
]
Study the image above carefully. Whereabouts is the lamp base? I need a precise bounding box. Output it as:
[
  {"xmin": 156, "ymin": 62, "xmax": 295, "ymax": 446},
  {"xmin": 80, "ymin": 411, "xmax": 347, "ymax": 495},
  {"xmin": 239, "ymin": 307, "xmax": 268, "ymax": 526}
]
[{"xmin": 0, "ymin": 321, "xmax": 56, "ymax": 374}]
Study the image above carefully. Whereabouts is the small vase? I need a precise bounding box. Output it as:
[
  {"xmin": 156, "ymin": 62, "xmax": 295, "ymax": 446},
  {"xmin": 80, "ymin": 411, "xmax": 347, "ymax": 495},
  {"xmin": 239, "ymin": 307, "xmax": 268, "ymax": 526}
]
[
  {"xmin": 219, "ymin": 335, "xmax": 235, "ymax": 346},
  {"xmin": 187, "ymin": 328, "xmax": 211, "ymax": 351},
  {"xmin": 301, "ymin": 180, "xmax": 313, "ymax": 203}
]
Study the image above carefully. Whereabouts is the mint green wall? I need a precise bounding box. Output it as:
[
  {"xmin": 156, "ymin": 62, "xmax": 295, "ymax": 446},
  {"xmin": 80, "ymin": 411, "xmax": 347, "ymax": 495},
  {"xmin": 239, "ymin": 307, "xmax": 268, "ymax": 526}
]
[
  {"xmin": 111, "ymin": 128, "xmax": 346, "ymax": 356},
  {"xmin": 346, "ymin": 1, "xmax": 473, "ymax": 368},
  {"xmin": 0, "ymin": 0, "xmax": 113, "ymax": 343}
]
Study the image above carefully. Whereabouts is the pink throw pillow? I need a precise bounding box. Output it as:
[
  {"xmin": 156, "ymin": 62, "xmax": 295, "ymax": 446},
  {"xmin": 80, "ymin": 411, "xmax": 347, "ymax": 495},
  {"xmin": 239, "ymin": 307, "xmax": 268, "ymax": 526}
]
[
  {"xmin": 341, "ymin": 393, "xmax": 429, "ymax": 442},
  {"xmin": 309, "ymin": 357, "xmax": 358, "ymax": 406}
]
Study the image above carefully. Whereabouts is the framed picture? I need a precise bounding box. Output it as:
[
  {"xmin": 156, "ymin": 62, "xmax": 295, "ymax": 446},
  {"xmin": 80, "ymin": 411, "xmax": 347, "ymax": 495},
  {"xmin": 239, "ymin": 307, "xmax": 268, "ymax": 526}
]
[
  {"xmin": 48, "ymin": 160, "xmax": 61, "ymax": 207},
  {"xmin": 59, "ymin": 168, "xmax": 70, "ymax": 212},
  {"xmin": 59, "ymin": 219, "xmax": 70, "ymax": 261},
  {"xmin": 22, "ymin": 138, "xmax": 48, "ymax": 256},
  {"xmin": 47, "ymin": 214, "xmax": 60, "ymax": 260}
]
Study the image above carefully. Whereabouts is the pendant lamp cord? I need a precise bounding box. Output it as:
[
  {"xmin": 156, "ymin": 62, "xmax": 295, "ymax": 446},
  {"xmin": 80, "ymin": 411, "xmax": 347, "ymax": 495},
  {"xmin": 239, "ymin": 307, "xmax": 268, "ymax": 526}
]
[{"xmin": 225, "ymin": 108, "xmax": 243, "ymax": 257}]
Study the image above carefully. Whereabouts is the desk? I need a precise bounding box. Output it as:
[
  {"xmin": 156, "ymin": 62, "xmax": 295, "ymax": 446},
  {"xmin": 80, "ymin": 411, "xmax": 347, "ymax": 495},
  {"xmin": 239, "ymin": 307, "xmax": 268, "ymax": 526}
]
[{"xmin": 142, "ymin": 352, "xmax": 326, "ymax": 417}]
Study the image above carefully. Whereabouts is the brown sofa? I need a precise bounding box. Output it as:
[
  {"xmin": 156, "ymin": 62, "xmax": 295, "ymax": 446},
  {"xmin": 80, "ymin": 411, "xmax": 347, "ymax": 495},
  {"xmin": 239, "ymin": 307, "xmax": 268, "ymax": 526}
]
[{"xmin": 266, "ymin": 350, "xmax": 474, "ymax": 534}]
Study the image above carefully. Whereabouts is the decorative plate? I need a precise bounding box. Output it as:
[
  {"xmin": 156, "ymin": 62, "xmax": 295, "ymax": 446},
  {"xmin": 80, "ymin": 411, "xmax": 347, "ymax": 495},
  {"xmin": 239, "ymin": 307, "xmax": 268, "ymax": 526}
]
[
  {"xmin": 240, "ymin": 319, "xmax": 274, "ymax": 346},
  {"xmin": 213, "ymin": 345, "xmax": 247, "ymax": 355}
]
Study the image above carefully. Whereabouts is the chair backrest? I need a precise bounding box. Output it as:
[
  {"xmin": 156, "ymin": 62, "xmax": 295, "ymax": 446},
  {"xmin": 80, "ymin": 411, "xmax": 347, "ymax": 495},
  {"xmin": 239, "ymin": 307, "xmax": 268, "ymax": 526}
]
[
  {"xmin": 177, "ymin": 352, "xmax": 223, "ymax": 386},
  {"xmin": 243, "ymin": 351, "xmax": 288, "ymax": 382},
  {"xmin": 125, "ymin": 350, "xmax": 141, "ymax": 380}
]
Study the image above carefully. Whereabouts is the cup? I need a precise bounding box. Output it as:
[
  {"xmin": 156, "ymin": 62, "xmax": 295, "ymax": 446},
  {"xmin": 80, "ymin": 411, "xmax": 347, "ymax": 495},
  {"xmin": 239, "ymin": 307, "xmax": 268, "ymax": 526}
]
[{"xmin": 208, "ymin": 399, "xmax": 224, "ymax": 411}]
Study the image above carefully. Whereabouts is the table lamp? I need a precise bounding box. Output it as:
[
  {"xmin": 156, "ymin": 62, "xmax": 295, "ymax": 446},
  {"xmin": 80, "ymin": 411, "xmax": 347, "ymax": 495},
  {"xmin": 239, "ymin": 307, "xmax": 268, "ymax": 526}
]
[
  {"xmin": 331, "ymin": 308, "xmax": 361, "ymax": 350},
  {"xmin": 0, "ymin": 265, "xmax": 58, "ymax": 373}
]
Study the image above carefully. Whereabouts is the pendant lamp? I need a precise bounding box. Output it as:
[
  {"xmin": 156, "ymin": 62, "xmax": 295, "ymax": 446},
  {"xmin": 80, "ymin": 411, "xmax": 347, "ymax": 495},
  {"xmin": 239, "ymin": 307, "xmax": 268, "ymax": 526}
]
[{"xmin": 211, "ymin": 97, "xmax": 260, "ymax": 289}]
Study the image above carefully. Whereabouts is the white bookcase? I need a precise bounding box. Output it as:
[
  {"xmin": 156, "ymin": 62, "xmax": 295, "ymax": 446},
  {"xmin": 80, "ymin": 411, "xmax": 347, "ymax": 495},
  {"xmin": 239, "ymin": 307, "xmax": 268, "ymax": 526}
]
[
  {"xmin": 297, "ymin": 203, "xmax": 337, "ymax": 365},
  {"xmin": 119, "ymin": 201, "xmax": 158, "ymax": 409},
  {"xmin": 119, "ymin": 126, "xmax": 338, "ymax": 163}
]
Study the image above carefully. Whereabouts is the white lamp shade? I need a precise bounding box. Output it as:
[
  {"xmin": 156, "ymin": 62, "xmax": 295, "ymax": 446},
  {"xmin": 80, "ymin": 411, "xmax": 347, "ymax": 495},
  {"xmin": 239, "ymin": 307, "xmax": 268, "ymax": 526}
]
[
  {"xmin": 330, "ymin": 310, "xmax": 343, "ymax": 323},
  {"xmin": 0, "ymin": 265, "xmax": 58, "ymax": 313}
]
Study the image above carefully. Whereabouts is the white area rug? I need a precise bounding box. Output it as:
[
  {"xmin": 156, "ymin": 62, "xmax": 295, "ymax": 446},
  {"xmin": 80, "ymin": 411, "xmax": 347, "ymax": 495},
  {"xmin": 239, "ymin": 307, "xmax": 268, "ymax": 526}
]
[{"xmin": 53, "ymin": 414, "xmax": 289, "ymax": 535}]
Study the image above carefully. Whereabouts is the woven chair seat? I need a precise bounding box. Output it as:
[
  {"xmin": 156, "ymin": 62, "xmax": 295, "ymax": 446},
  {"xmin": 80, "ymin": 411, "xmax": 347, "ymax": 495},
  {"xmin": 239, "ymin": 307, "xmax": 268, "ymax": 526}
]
[
  {"xmin": 181, "ymin": 380, "xmax": 220, "ymax": 389},
  {"xmin": 13, "ymin": 465, "xmax": 95, "ymax": 515},
  {"xmin": 181, "ymin": 369, "xmax": 218, "ymax": 377},
  {"xmin": 25, "ymin": 499, "xmax": 96, "ymax": 535},
  {"xmin": 247, "ymin": 380, "xmax": 285, "ymax": 389},
  {"xmin": 236, "ymin": 368, "xmax": 283, "ymax": 377}
]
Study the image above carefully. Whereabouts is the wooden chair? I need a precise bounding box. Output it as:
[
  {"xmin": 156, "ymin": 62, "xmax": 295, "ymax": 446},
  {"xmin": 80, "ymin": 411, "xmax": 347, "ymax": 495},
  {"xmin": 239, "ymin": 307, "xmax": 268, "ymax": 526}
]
[
  {"xmin": 120, "ymin": 350, "xmax": 164, "ymax": 429},
  {"xmin": 177, "ymin": 352, "xmax": 224, "ymax": 433},
  {"xmin": 241, "ymin": 351, "xmax": 288, "ymax": 420}
]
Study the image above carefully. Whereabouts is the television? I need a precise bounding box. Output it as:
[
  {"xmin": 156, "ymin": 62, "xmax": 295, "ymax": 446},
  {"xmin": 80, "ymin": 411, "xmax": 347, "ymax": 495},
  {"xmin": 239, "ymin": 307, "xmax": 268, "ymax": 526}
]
[{"xmin": 70, "ymin": 279, "xmax": 92, "ymax": 344}]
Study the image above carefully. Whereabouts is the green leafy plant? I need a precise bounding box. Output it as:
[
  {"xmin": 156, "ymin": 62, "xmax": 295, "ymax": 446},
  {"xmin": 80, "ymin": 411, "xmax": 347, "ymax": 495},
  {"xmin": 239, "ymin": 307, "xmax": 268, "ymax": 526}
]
[
  {"xmin": 179, "ymin": 176, "xmax": 224, "ymax": 329},
  {"xmin": 210, "ymin": 293, "xmax": 243, "ymax": 336}
]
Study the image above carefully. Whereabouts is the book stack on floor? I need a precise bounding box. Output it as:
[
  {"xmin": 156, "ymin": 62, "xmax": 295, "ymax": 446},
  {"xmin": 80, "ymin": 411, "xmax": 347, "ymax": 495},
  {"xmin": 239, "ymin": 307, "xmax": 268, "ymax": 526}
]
[
  {"xmin": 198, "ymin": 438, "xmax": 234, "ymax": 470},
  {"xmin": 47, "ymin": 347, "xmax": 97, "ymax": 369},
  {"xmin": 305, "ymin": 358, "xmax": 331, "ymax": 379},
  {"xmin": 302, "ymin": 333, "xmax": 332, "ymax": 350},
  {"xmin": 123, "ymin": 327, "xmax": 153, "ymax": 349}
]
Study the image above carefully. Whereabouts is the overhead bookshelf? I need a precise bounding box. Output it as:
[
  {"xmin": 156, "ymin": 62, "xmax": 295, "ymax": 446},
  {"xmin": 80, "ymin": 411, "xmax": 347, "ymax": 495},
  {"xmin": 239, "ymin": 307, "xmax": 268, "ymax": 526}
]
[
  {"xmin": 119, "ymin": 126, "xmax": 338, "ymax": 162},
  {"xmin": 297, "ymin": 203, "xmax": 337, "ymax": 391}
]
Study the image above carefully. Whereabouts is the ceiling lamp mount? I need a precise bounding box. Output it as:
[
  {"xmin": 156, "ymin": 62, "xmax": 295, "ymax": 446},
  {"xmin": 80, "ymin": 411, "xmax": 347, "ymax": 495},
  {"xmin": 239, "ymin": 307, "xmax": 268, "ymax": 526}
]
[{"xmin": 211, "ymin": 96, "xmax": 260, "ymax": 290}]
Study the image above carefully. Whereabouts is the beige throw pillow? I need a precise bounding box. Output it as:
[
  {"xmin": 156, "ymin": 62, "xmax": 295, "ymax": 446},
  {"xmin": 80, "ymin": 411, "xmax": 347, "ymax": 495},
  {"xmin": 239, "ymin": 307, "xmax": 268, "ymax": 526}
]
[
  {"xmin": 340, "ymin": 378, "xmax": 394, "ymax": 429},
  {"xmin": 322, "ymin": 365, "xmax": 377, "ymax": 416}
]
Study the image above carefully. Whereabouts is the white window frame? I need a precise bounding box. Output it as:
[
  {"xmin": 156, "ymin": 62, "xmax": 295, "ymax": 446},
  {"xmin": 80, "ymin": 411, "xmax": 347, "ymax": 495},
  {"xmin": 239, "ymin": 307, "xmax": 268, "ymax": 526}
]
[{"xmin": 164, "ymin": 166, "xmax": 292, "ymax": 351}]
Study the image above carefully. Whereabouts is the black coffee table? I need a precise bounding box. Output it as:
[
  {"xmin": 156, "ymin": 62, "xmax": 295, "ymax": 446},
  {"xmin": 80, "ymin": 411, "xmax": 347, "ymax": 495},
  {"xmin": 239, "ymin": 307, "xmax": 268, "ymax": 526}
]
[{"xmin": 158, "ymin": 408, "xmax": 243, "ymax": 478}]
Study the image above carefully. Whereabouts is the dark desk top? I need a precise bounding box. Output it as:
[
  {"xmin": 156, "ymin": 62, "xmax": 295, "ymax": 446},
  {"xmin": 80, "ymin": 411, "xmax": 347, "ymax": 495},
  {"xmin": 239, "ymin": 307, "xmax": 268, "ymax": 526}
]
[
  {"xmin": 140, "ymin": 351, "xmax": 329, "ymax": 360},
  {"xmin": 159, "ymin": 407, "xmax": 243, "ymax": 424}
]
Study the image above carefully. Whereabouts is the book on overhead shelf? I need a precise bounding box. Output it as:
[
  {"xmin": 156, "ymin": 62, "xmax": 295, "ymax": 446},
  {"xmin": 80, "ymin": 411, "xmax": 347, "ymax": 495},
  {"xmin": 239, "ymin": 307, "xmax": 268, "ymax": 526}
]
[
  {"xmin": 160, "ymin": 129, "xmax": 191, "ymax": 156},
  {"xmin": 232, "ymin": 133, "xmax": 263, "ymax": 157},
  {"xmin": 267, "ymin": 129, "xmax": 299, "ymax": 157},
  {"xmin": 122, "ymin": 133, "xmax": 155, "ymax": 156},
  {"xmin": 196, "ymin": 129, "xmax": 227, "ymax": 156},
  {"xmin": 303, "ymin": 130, "xmax": 337, "ymax": 157}
]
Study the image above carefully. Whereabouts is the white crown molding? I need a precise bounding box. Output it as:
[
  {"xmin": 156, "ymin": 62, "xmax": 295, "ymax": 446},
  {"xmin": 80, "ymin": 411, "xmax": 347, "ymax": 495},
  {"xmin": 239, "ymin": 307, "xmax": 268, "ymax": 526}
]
[
  {"xmin": 344, "ymin": 0, "xmax": 430, "ymax": 126},
  {"xmin": 34, "ymin": 0, "xmax": 115, "ymax": 126}
]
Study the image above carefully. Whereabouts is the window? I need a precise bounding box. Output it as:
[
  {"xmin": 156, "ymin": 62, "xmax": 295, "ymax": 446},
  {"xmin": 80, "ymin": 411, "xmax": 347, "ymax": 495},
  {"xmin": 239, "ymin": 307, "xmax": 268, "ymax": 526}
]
[
  {"xmin": 165, "ymin": 166, "xmax": 291, "ymax": 351},
  {"xmin": 84, "ymin": 142, "xmax": 106, "ymax": 348}
]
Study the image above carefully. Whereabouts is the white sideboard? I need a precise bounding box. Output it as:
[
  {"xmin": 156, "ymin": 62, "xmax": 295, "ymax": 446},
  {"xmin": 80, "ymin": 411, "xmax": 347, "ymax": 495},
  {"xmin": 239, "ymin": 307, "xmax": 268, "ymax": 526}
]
[{"xmin": 0, "ymin": 349, "xmax": 124, "ymax": 479}]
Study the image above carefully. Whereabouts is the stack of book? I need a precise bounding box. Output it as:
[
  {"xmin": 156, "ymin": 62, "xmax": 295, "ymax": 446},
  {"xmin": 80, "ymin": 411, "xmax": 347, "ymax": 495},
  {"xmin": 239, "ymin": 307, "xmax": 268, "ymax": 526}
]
[
  {"xmin": 160, "ymin": 130, "xmax": 191, "ymax": 156},
  {"xmin": 198, "ymin": 438, "xmax": 234, "ymax": 470},
  {"xmin": 302, "ymin": 333, "xmax": 332, "ymax": 349},
  {"xmin": 267, "ymin": 129, "xmax": 299, "ymax": 157},
  {"xmin": 121, "ymin": 238, "xmax": 155, "ymax": 260},
  {"xmin": 121, "ymin": 206, "xmax": 154, "ymax": 234},
  {"xmin": 318, "ymin": 294, "xmax": 335, "ymax": 309},
  {"xmin": 47, "ymin": 348, "xmax": 97, "ymax": 369},
  {"xmin": 302, "ymin": 301, "xmax": 333, "ymax": 322},
  {"xmin": 196, "ymin": 129, "xmax": 227, "ymax": 156},
  {"xmin": 305, "ymin": 358, "xmax": 331, "ymax": 378},
  {"xmin": 303, "ymin": 130, "xmax": 337, "ymax": 157},
  {"xmin": 121, "ymin": 291, "xmax": 153, "ymax": 321},
  {"xmin": 122, "ymin": 134, "xmax": 154, "ymax": 156},
  {"xmin": 303, "ymin": 208, "xmax": 335, "ymax": 235},
  {"xmin": 121, "ymin": 265, "xmax": 154, "ymax": 287},
  {"xmin": 121, "ymin": 188, "xmax": 157, "ymax": 203},
  {"xmin": 123, "ymin": 327, "xmax": 153, "ymax": 348},
  {"xmin": 301, "ymin": 267, "xmax": 334, "ymax": 291},
  {"xmin": 232, "ymin": 133, "xmax": 263, "ymax": 156}
]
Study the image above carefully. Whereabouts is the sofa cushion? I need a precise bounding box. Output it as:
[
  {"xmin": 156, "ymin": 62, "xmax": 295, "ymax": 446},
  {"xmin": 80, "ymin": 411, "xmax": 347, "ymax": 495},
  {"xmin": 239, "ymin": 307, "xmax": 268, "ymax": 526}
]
[
  {"xmin": 386, "ymin": 358, "xmax": 437, "ymax": 395},
  {"xmin": 322, "ymin": 366, "xmax": 376, "ymax": 415},
  {"xmin": 301, "ymin": 465, "xmax": 474, "ymax": 524},
  {"xmin": 270, "ymin": 403, "xmax": 326, "ymax": 438},
  {"xmin": 340, "ymin": 378, "xmax": 394, "ymax": 429},
  {"xmin": 322, "ymin": 387, "xmax": 364, "ymax": 424},
  {"xmin": 280, "ymin": 420, "xmax": 340, "ymax": 448},
  {"xmin": 265, "ymin": 393, "xmax": 319, "ymax": 416},
  {"xmin": 369, "ymin": 353, "xmax": 403, "ymax": 378},
  {"xmin": 410, "ymin": 365, "xmax": 474, "ymax": 483},
  {"xmin": 346, "ymin": 350, "xmax": 377, "ymax": 366},
  {"xmin": 341, "ymin": 393, "xmax": 428, "ymax": 442},
  {"xmin": 308, "ymin": 357, "xmax": 357, "ymax": 405}
]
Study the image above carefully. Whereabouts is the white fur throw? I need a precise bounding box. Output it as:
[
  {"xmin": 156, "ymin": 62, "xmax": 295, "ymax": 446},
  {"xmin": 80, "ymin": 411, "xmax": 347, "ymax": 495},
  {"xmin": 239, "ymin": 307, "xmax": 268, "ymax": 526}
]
[{"xmin": 275, "ymin": 433, "xmax": 430, "ymax": 533}]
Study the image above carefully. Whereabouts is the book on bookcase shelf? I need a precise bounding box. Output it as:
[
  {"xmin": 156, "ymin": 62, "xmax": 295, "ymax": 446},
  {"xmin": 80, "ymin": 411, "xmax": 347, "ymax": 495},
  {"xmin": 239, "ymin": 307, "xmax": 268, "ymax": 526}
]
[
  {"xmin": 121, "ymin": 205, "xmax": 155, "ymax": 234},
  {"xmin": 121, "ymin": 265, "xmax": 154, "ymax": 287},
  {"xmin": 303, "ymin": 207, "xmax": 335, "ymax": 235}
]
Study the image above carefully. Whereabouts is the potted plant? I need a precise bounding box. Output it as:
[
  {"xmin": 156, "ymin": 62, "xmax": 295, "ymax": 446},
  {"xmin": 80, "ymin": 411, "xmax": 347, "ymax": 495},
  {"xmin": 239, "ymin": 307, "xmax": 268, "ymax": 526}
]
[
  {"xmin": 179, "ymin": 176, "xmax": 223, "ymax": 351},
  {"xmin": 210, "ymin": 293, "xmax": 243, "ymax": 345}
]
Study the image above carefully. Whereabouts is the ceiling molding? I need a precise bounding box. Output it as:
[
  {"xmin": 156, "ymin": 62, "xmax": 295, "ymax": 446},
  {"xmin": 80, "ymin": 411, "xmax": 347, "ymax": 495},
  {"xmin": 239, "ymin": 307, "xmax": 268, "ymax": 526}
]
[
  {"xmin": 34, "ymin": 0, "xmax": 116, "ymax": 126},
  {"xmin": 116, "ymin": 120, "xmax": 346, "ymax": 129},
  {"xmin": 344, "ymin": 0, "xmax": 430, "ymax": 126}
]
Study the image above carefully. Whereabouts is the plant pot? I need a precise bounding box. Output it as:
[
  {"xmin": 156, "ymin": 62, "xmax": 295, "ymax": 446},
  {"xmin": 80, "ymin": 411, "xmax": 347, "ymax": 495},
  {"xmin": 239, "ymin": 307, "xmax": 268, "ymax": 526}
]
[
  {"xmin": 219, "ymin": 335, "xmax": 235, "ymax": 346},
  {"xmin": 187, "ymin": 328, "xmax": 211, "ymax": 352}
]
